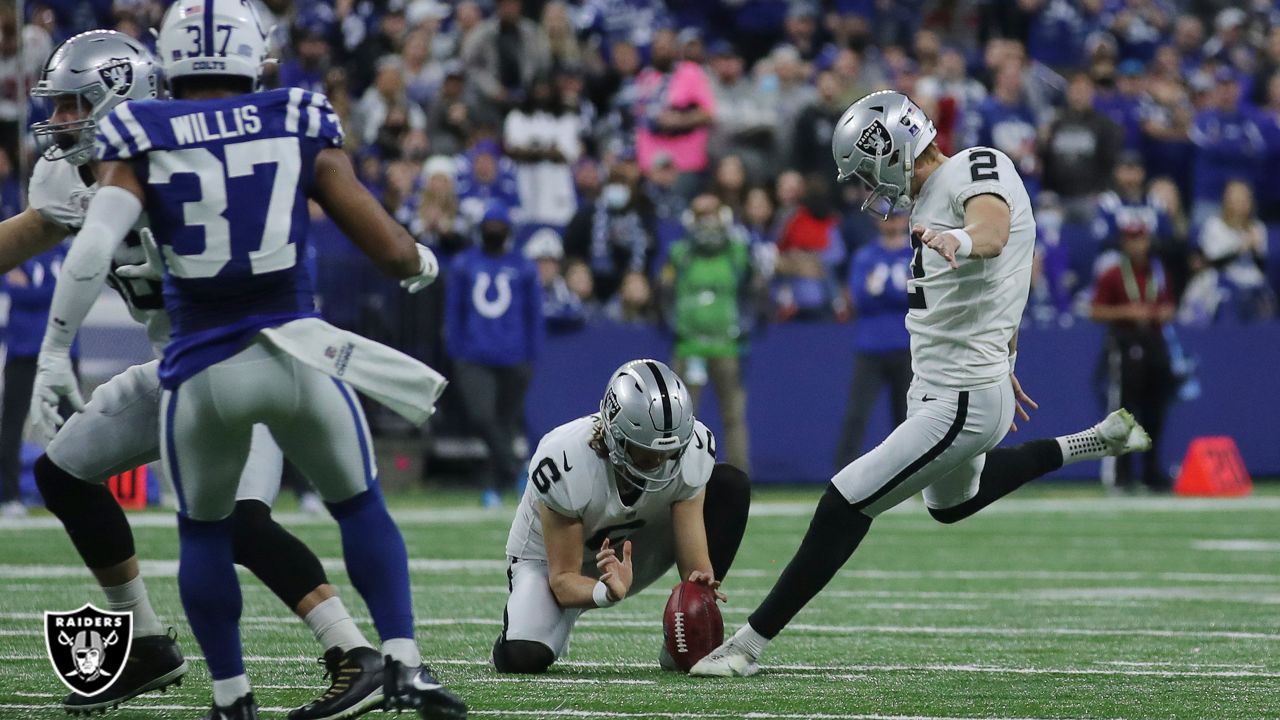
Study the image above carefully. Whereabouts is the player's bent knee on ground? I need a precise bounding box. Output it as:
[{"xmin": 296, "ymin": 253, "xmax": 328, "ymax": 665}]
[
  {"xmin": 34, "ymin": 454, "xmax": 136, "ymax": 569},
  {"xmin": 491, "ymin": 638, "xmax": 556, "ymax": 674}
]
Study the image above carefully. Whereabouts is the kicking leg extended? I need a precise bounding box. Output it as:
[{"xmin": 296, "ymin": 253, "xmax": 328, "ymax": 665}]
[
  {"xmin": 927, "ymin": 409, "xmax": 1151, "ymax": 524},
  {"xmin": 692, "ymin": 403, "xmax": 1150, "ymax": 678}
]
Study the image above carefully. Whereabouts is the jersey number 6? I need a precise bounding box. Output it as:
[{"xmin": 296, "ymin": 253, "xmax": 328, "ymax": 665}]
[{"xmin": 530, "ymin": 456, "xmax": 562, "ymax": 493}]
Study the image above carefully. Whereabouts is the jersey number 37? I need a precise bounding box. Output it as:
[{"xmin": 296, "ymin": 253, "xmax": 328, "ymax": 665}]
[{"xmin": 148, "ymin": 136, "xmax": 301, "ymax": 279}]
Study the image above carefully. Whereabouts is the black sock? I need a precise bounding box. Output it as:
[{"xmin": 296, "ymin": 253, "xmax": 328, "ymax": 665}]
[
  {"xmin": 703, "ymin": 464, "xmax": 751, "ymax": 581},
  {"xmin": 748, "ymin": 484, "xmax": 872, "ymax": 639},
  {"xmin": 929, "ymin": 439, "xmax": 1063, "ymax": 524}
]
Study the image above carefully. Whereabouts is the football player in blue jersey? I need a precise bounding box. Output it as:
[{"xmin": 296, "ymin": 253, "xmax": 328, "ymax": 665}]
[
  {"xmin": 1, "ymin": 29, "xmax": 407, "ymax": 720},
  {"xmin": 28, "ymin": 1, "xmax": 465, "ymax": 718}
]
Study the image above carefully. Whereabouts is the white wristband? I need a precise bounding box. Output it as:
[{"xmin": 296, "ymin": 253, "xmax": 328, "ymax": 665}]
[
  {"xmin": 1008, "ymin": 352, "xmax": 1017, "ymax": 374},
  {"xmin": 592, "ymin": 581, "xmax": 617, "ymax": 608},
  {"xmin": 951, "ymin": 228, "xmax": 974, "ymax": 259}
]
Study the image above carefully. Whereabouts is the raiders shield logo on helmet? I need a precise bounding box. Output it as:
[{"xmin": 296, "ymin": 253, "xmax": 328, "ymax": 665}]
[
  {"xmin": 98, "ymin": 60, "xmax": 135, "ymax": 97},
  {"xmin": 44, "ymin": 604, "xmax": 133, "ymax": 697},
  {"xmin": 855, "ymin": 119, "xmax": 893, "ymax": 157}
]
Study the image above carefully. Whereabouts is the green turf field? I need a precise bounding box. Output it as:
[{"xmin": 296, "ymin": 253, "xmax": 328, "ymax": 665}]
[{"xmin": 0, "ymin": 485, "xmax": 1277, "ymax": 720}]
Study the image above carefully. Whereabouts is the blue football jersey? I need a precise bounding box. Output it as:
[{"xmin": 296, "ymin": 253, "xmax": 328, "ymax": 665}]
[{"xmin": 95, "ymin": 88, "xmax": 344, "ymax": 388}]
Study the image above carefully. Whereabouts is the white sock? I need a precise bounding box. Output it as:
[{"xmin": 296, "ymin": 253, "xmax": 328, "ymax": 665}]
[
  {"xmin": 212, "ymin": 674, "xmax": 251, "ymax": 707},
  {"xmin": 382, "ymin": 638, "xmax": 421, "ymax": 667},
  {"xmin": 103, "ymin": 576, "xmax": 165, "ymax": 638},
  {"xmin": 1056, "ymin": 426, "xmax": 1111, "ymax": 465},
  {"xmin": 304, "ymin": 597, "xmax": 371, "ymax": 652},
  {"xmin": 733, "ymin": 623, "xmax": 770, "ymax": 658}
]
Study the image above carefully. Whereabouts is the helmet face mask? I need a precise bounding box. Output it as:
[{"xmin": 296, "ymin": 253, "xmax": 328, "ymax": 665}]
[
  {"xmin": 598, "ymin": 360, "xmax": 695, "ymax": 493},
  {"xmin": 30, "ymin": 31, "xmax": 161, "ymax": 166},
  {"xmin": 832, "ymin": 90, "xmax": 937, "ymax": 220}
]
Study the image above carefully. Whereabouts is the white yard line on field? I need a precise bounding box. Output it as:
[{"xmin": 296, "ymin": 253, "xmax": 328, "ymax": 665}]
[
  {"xmin": 0, "ymin": 654, "xmax": 1273, "ymax": 679},
  {"xmin": 2, "ymin": 564, "xmax": 1275, "ymax": 588},
  {"xmin": 1191, "ymin": 539, "xmax": 1280, "ymax": 552},
  {"xmin": 1, "ymin": 495, "xmax": 1277, "ymax": 532},
  {"xmin": 1, "ymin": 610, "xmax": 1274, "ymax": 642},
  {"xmin": 0, "ymin": 705, "xmax": 1114, "ymax": 720},
  {"xmin": 0, "ymin": 703, "xmax": 298, "ymax": 714},
  {"xmin": 465, "ymin": 707, "xmax": 1116, "ymax": 712}
]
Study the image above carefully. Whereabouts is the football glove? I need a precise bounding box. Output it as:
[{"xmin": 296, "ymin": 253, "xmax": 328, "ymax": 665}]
[
  {"xmin": 399, "ymin": 244, "xmax": 440, "ymax": 294},
  {"xmin": 114, "ymin": 228, "xmax": 165, "ymax": 281},
  {"xmin": 28, "ymin": 349, "xmax": 84, "ymax": 444}
]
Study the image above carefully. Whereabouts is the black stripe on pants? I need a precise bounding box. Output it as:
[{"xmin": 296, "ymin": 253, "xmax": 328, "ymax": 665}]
[{"xmin": 850, "ymin": 391, "xmax": 969, "ymax": 513}]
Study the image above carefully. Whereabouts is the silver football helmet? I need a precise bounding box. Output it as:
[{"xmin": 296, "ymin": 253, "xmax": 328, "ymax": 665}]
[
  {"xmin": 599, "ymin": 359, "xmax": 695, "ymax": 493},
  {"xmin": 31, "ymin": 30, "xmax": 161, "ymax": 165},
  {"xmin": 832, "ymin": 90, "xmax": 937, "ymax": 219}
]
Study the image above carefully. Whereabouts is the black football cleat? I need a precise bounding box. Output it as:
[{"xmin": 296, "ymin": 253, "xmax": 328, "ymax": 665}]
[
  {"xmin": 288, "ymin": 646, "xmax": 385, "ymax": 720},
  {"xmin": 382, "ymin": 657, "xmax": 467, "ymax": 719},
  {"xmin": 63, "ymin": 629, "xmax": 189, "ymax": 715},
  {"xmin": 203, "ymin": 692, "xmax": 259, "ymax": 720}
]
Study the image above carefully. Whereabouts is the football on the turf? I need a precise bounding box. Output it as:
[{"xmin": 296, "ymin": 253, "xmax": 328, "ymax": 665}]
[{"xmin": 663, "ymin": 579, "xmax": 723, "ymax": 672}]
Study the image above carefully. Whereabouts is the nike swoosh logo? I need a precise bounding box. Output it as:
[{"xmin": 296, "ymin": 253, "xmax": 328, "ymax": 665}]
[
  {"xmin": 410, "ymin": 675, "xmax": 442, "ymax": 692},
  {"xmin": 562, "ymin": 451, "xmax": 573, "ymax": 472},
  {"xmin": 921, "ymin": 395, "xmax": 936, "ymax": 402}
]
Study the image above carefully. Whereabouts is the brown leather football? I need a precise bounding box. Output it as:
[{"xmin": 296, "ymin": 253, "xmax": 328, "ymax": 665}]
[{"xmin": 663, "ymin": 579, "xmax": 724, "ymax": 672}]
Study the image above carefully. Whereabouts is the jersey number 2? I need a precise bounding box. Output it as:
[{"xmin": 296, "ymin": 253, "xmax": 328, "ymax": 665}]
[
  {"xmin": 908, "ymin": 231, "xmax": 927, "ymax": 310},
  {"xmin": 969, "ymin": 150, "xmax": 999, "ymax": 182},
  {"xmin": 147, "ymin": 137, "xmax": 301, "ymax": 279}
]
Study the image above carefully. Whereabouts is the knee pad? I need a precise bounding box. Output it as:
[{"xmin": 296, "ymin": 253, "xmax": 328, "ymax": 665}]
[
  {"xmin": 34, "ymin": 454, "xmax": 135, "ymax": 569},
  {"xmin": 232, "ymin": 499, "xmax": 329, "ymax": 610},
  {"xmin": 491, "ymin": 638, "xmax": 555, "ymax": 674}
]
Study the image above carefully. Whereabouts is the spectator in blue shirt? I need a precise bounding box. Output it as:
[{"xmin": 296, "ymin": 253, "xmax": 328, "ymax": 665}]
[
  {"xmin": 1093, "ymin": 152, "xmax": 1171, "ymax": 248},
  {"xmin": 1189, "ymin": 70, "xmax": 1265, "ymax": 226},
  {"xmin": 1026, "ymin": 0, "xmax": 1094, "ymax": 71},
  {"xmin": 833, "ymin": 213, "xmax": 913, "ymax": 469},
  {"xmin": 522, "ymin": 227, "xmax": 586, "ymax": 332},
  {"xmin": 445, "ymin": 201, "xmax": 543, "ymax": 507},
  {"xmin": 1, "ymin": 245, "xmax": 78, "ymax": 516},
  {"xmin": 968, "ymin": 62, "xmax": 1042, "ymax": 197},
  {"xmin": 455, "ymin": 139, "xmax": 522, "ymax": 227},
  {"xmin": 1094, "ymin": 60, "xmax": 1147, "ymax": 151},
  {"xmin": 277, "ymin": 22, "xmax": 330, "ymax": 93}
]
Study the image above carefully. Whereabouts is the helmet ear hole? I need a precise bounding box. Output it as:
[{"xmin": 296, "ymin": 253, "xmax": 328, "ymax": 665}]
[{"xmin": 887, "ymin": 149, "xmax": 900, "ymax": 167}]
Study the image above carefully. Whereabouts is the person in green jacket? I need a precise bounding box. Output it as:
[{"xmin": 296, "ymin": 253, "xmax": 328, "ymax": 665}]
[{"xmin": 660, "ymin": 193, "xmax": 761, "ymax": 473}]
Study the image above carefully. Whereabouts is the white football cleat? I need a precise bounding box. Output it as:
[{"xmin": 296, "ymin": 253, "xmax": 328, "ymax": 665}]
[
  {"xmin": 1097, "ymin": 409, "xmax": 1152, "ymax": 455},
  {"xmin": 688, "ymin": 638, "xmax": 760, "ymax": 677}
]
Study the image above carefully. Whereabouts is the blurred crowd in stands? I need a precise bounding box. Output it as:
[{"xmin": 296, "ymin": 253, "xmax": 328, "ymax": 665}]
[
  {"xmin": 4, "ymin": 0, "xmax": 1280, "ymax": 337},
  {"xmin": 1, "ymin": 0, "xmax": 1278, "ymax": 498}
]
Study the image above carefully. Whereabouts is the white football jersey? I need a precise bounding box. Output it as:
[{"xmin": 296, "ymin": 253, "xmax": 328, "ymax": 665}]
[
  {"xmin": 505, "ymin": 414, "xmax": 716, "ymax": 581},
  {"xmin": 28, "ymin": 156, "xmax": 171, "ymax": 354},
  {"xmin": 906, "ymin": 146, "xmax": 1035, "ymax": 390}
]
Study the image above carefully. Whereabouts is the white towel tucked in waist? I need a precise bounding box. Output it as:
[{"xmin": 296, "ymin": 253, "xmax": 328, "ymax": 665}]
[{"xmin": 259, "ymin": 318, "xmax": 446, "ymax": 426}]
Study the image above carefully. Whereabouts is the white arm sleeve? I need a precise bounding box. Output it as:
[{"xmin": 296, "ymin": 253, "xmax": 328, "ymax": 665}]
[{"xmin": 42, "ymin": 186, "xmax": 141, "ymax": 352}]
